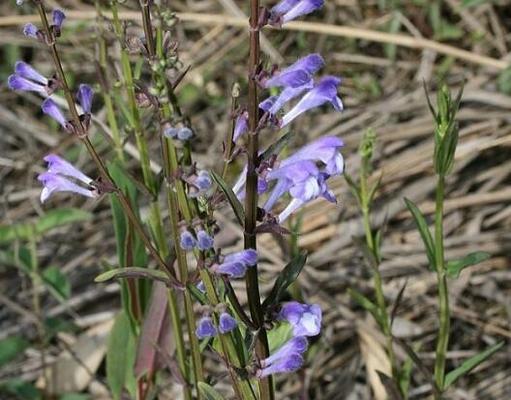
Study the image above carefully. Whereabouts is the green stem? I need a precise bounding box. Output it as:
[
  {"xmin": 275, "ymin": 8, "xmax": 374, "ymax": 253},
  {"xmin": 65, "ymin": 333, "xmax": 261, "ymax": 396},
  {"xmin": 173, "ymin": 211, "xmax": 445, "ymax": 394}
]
[
  {"xmin": 434, "ymin": 175, "xmax": 449, "ymax": 392},
  {"xmin": 359, "ymin": 168, "xmax": 398, "ymax": 381}
]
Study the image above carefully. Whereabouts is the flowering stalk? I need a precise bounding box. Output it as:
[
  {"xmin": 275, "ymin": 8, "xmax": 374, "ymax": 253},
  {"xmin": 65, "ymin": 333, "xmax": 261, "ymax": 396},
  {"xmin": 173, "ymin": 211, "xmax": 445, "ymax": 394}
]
[
  {"xmin": 33, "ymin": 2, "xmax": 179, "ymax": 288},
  {"xmin": 244, "ymin": 1, "xmax": 274, "ymax": 399},
  {"xmin": 356, "ymin": 130, "xmax": 398, "ymax": 383}
]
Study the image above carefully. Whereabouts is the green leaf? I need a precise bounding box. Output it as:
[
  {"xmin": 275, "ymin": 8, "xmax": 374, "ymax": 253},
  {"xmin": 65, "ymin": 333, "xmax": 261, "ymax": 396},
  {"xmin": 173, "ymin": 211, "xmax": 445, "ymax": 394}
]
[
  {"xmin": 95, "ymin": 267, "xmax": 170, "ymax": 285},
  {"xmin": 267, "ymin": 322, "xmax": 294, "ymax": 353},
  {"xmin": 42, "ymin": 266, "xmax": 71, "ymax": 301},
  {"xmin": 211, "ymin": 171, "xmax": 245, "ymax": 226},
  {"xmin": 106, "ymin": 311, "xmax": 136, "ymax": 400},
  {"xmin": 0, "ymin": 379, "xmax": 41, "ymax": 400},
  {"xmin": 446, "ymin": 251, "xmax": 490, "ymax": 278},
  {"xmin": 262, "ymin": 252, "xmax": 307, "ymax": 309},
  {"xmin": 0, "ymin": 208, "xmax": 91, "ymax": 243},
  {"xmin": 198, "ymin": 382, "xmax": 224, "ymax": 400},
  {"xmin": 259, "ymin": 131, "xmax": 292, "ymax": 163},
  {"xmin": 0, "ymin": 336, "xmax": 29, "ymax": 367},
  {"xmin": 348, "ymin": 288, "xmax": 384, "ymax": 327},
  {"xmin": 497, "ymin": 67, "xmax": 511, "ymax": 95},
  {"xmin": 444, "ymin": 341, "xmax": 504, "ymax": 388},
  {"xmin": 404, "ymin": 198, "xmax": 436, "ymax": 270}
]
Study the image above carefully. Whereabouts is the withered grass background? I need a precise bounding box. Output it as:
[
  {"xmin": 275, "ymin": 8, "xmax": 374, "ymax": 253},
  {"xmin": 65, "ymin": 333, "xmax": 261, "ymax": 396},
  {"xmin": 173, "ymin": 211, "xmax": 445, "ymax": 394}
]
[{"xmin": 0, "ymin": 1, "xmax": 510, "ymax": 399}]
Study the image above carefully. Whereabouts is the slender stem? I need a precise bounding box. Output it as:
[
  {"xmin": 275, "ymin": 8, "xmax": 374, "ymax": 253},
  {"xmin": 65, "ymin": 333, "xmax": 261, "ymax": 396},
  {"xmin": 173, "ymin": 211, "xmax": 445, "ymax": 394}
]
[
  {"xmin": 434, "ymin": 175, "xmax": 449, "ymax": 392},
  {"xmin": 95, "ymin": 1, "xmax": 125, "ymax": 163},
  {"xmin": 359, "ymin": 167, "xmax": 398, "ymax": 381},
  {"xmin": 140, "ymin": 1, "xmax": 155, "ymax": 58},
  {"xmin": 245, "ymin": 1, "xmax": 273, "ymax": 399}
]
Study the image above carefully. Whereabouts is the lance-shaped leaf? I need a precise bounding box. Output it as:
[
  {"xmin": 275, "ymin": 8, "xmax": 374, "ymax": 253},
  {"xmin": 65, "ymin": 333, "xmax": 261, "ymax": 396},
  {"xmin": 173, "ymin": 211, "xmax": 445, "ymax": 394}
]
[
  {"xmin": 262, "ymin": 252, "xmax": 307, "ymax": 309},
  {"xmin": 198, "ymin": 382, "xmax": 224, "ymax": 400},
  {"xmin": 0, "ymin": 208, "xmax": 91, "ymax": 244},
  {"xmin": 211, "ymin": 171, "xmax": 245, "ymax": 226},
  {"xmin": 443, "ymin": 341, "xmax": 504, "ymax": 389},
  {"xmin": 446, "ymin": 251, "xmax": 490, "ymax": 279},
  {"xmin": 404, "ymin": 198, "xmax": 436, "ymax": 271},
  {"xmin": 259, "ymin": 130, "xmax": 292, "ymax": 163},
  {"xmin": 348, "ymin": 288, "xmax": 384, "ymax": 327},
  {"xmin": 95, "ymin": 267, "xmax": 171, "ymax": 286}
]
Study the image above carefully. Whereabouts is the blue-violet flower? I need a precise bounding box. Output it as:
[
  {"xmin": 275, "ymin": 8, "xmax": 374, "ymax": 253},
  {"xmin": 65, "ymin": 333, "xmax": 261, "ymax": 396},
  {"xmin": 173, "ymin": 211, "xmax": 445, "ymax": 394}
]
[
  {"xmin": 41, "ymin": 98, "xmax": 67, "ymax": 128},
  {"xmin": 218, "ymin": 312, "xmax": 237, "ymax": 334},
  {"xmin": 278, "ymin": 301, "xmax": 322, "ymax": 337},
  {"xmin": 281, "ymin": 76, "xmax": 343, "ymax": 127},
  {"xmin": 196, "ymin": 229, "xmax": 214, "ymax": 251},
  {"xmin": 180, "ymin": 230, "xmax": 197, "ymax": 251},
  {"xmin": 270, "ymin": 0, "xmax": 324, "ymax": 25},
  {"xmin": 38, "ymin": 154, "xmax": 97, "ymax": 203},
  {"xmin": 211, "ymin": 249, "xmax": 258, "ymax": 278},
  {"xmin": 8, "ymin": 61, "xmax": 49, "ymax": 95},
  {"xmin": 195, "ymin": 316, "xmax": 217, "ymax": 339}
]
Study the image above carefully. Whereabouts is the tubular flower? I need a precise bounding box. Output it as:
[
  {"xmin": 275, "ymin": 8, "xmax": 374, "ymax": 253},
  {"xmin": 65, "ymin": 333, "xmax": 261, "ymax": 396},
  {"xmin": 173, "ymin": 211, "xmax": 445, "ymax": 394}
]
[
  {"xmin": 270, "ymin": 0, "xmax": 324, "ymax": 25},
  {"xmin": 280, "ymin": 135, "xmax": 344, "ymax": 175},
  {"xmin": 8, "ymin": 61, "xmax": 50, "ymax": 95},
  {"xmin": 263, "ymin": 54, "xmax": 324, "ymax": 89},
  {"xmin": 255, "ymin": 337, "xmax": 308, "ymax": 378},
  {"xmin": 41, "ymin": 98, "xmax": 67, "ymax": 129},
  {"xmin": 180, "ymin": 230, "xmax": 197, "ymax": 251},
  {"xmin": 196, "ymin": 229, "xmax": 214, "ymax": 251},
  {"xmin": 218, "ymin": 312, "xmax": 238, "ymax": 334},
  {"xmin": 210, "ymin": 249, "xmax": 258, "ymax": 278},
  {"xmin": 263, "ymin": 160, "xmax": 336, "ymax": 223},
  {"xmin": 278, "ymin": 301, "xmax": 322, "ymax": 337},
  {"xmin": 260, "ymin": 54, "xmax": 324, "ymax": 116},
  {"xmin": 23, "ymin": 23, "xmax": 39, "ymax": 39},
  {"xmin": 233, "ymin": 111, "xmax": 249, "ymax": 142},
  {"xmin": 281, "ymin": 76, "xmax": 343, "ymax": 127},
  {"xmin": 38, "ymin": 154, "xmax": 97, "ymax": 203},
  {"xmin": 195, "ymin": 316, "xmax": 217, "ymax": 339},
  {"xmin": 77, "ymin": 84, "xmax": 93, "ymax": 115},
  {"xmin": 52, "ymin": 9, "xmax": 66, "ymax": 31}
]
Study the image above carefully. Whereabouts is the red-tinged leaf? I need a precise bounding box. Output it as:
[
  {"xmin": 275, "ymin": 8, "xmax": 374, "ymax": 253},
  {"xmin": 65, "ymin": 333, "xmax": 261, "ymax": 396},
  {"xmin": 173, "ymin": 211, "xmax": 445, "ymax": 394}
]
[{"xmin": 134, "ymin": 282, "xmax": 175, "ymax": 379}]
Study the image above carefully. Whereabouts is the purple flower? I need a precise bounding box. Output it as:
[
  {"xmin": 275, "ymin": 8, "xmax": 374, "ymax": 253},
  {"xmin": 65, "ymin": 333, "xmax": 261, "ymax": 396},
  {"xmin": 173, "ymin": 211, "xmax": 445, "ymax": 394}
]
[
  {"xmin": 195, "ymin": 170, "xmax": 212, "ymax": 191},
  {"xmin": 278, "ymin": 302, "xmax": 322, "ymax": 337},
  {"xmin": 260, "ymin": 336, "xmax": 308, "ymax": 367},
  {"xmin": 163, "ymin": 126, "xmax": 179, "ymax": 138},
  {"xmin": 263, "ymin": 54, "xmax": 324, "ymax": 89},
  {"xmin": 211, "ymin": 249, "xmax": 257, "ymax": 278},
  {"xmin": 42, "ymin": 98, "xmax": 67, "ymax": 128},
  {"xmin": 232, "ymin": 164, "xmax": 269, "ymax": 200},
  {"xmin": 218, "ymin": 312, "xmax": 237, "ymax": 334},
  {"xmin": 270, "ymin": 0, "xmax": 324, "ymax": 25},
  {"xmin": 281, "ymin": 76, "xmax": 343, "ymax": 127},
  {"xmin": 77, "ymin": 84, "xmax": 93, "ymax": 114},
  {"xmin": 180, "ymin": 230, "xmax": 197, "ymax": 251},
  {"xmin": 196, "ymin": 280, "xmax": 206, "ymax": 293},
  {"xmin": 177, "ymin": 127, "xmax": 193, "ymax": 141},
  {"xmin": 196, "ymin": 230, "xmax": 214, "ymax": 251},
  {"xmin": 195, "ymin": 316, "xmax": 217, "ymax": 339},
  {"xmin": 281, "ymin": 136, "xmax": 344, "ymax": 175},
  {"xmin": 260, "ymin": 85, "xmax": 310, "ymax": 116},
  {"xmin": 256, "ymin": 353, "xmax": 304, "ymax": 378},
  {"xmin": 8, "ymin": 61, "xmax": 49, "ymax": 95},
  {"xmin": 38, "ymin": 154, "xmax": 97, "ymax": 203},
  {"xmin": 23, "ymin": 23, "xmax": 39, "ymax": 39},
  {"xmin": 233, "ymin": 111, "xmax": 249, "ymax": 142},
  {"xmin": 52, "ymin": 9, "xmax": 66, "ymax": 30}
]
